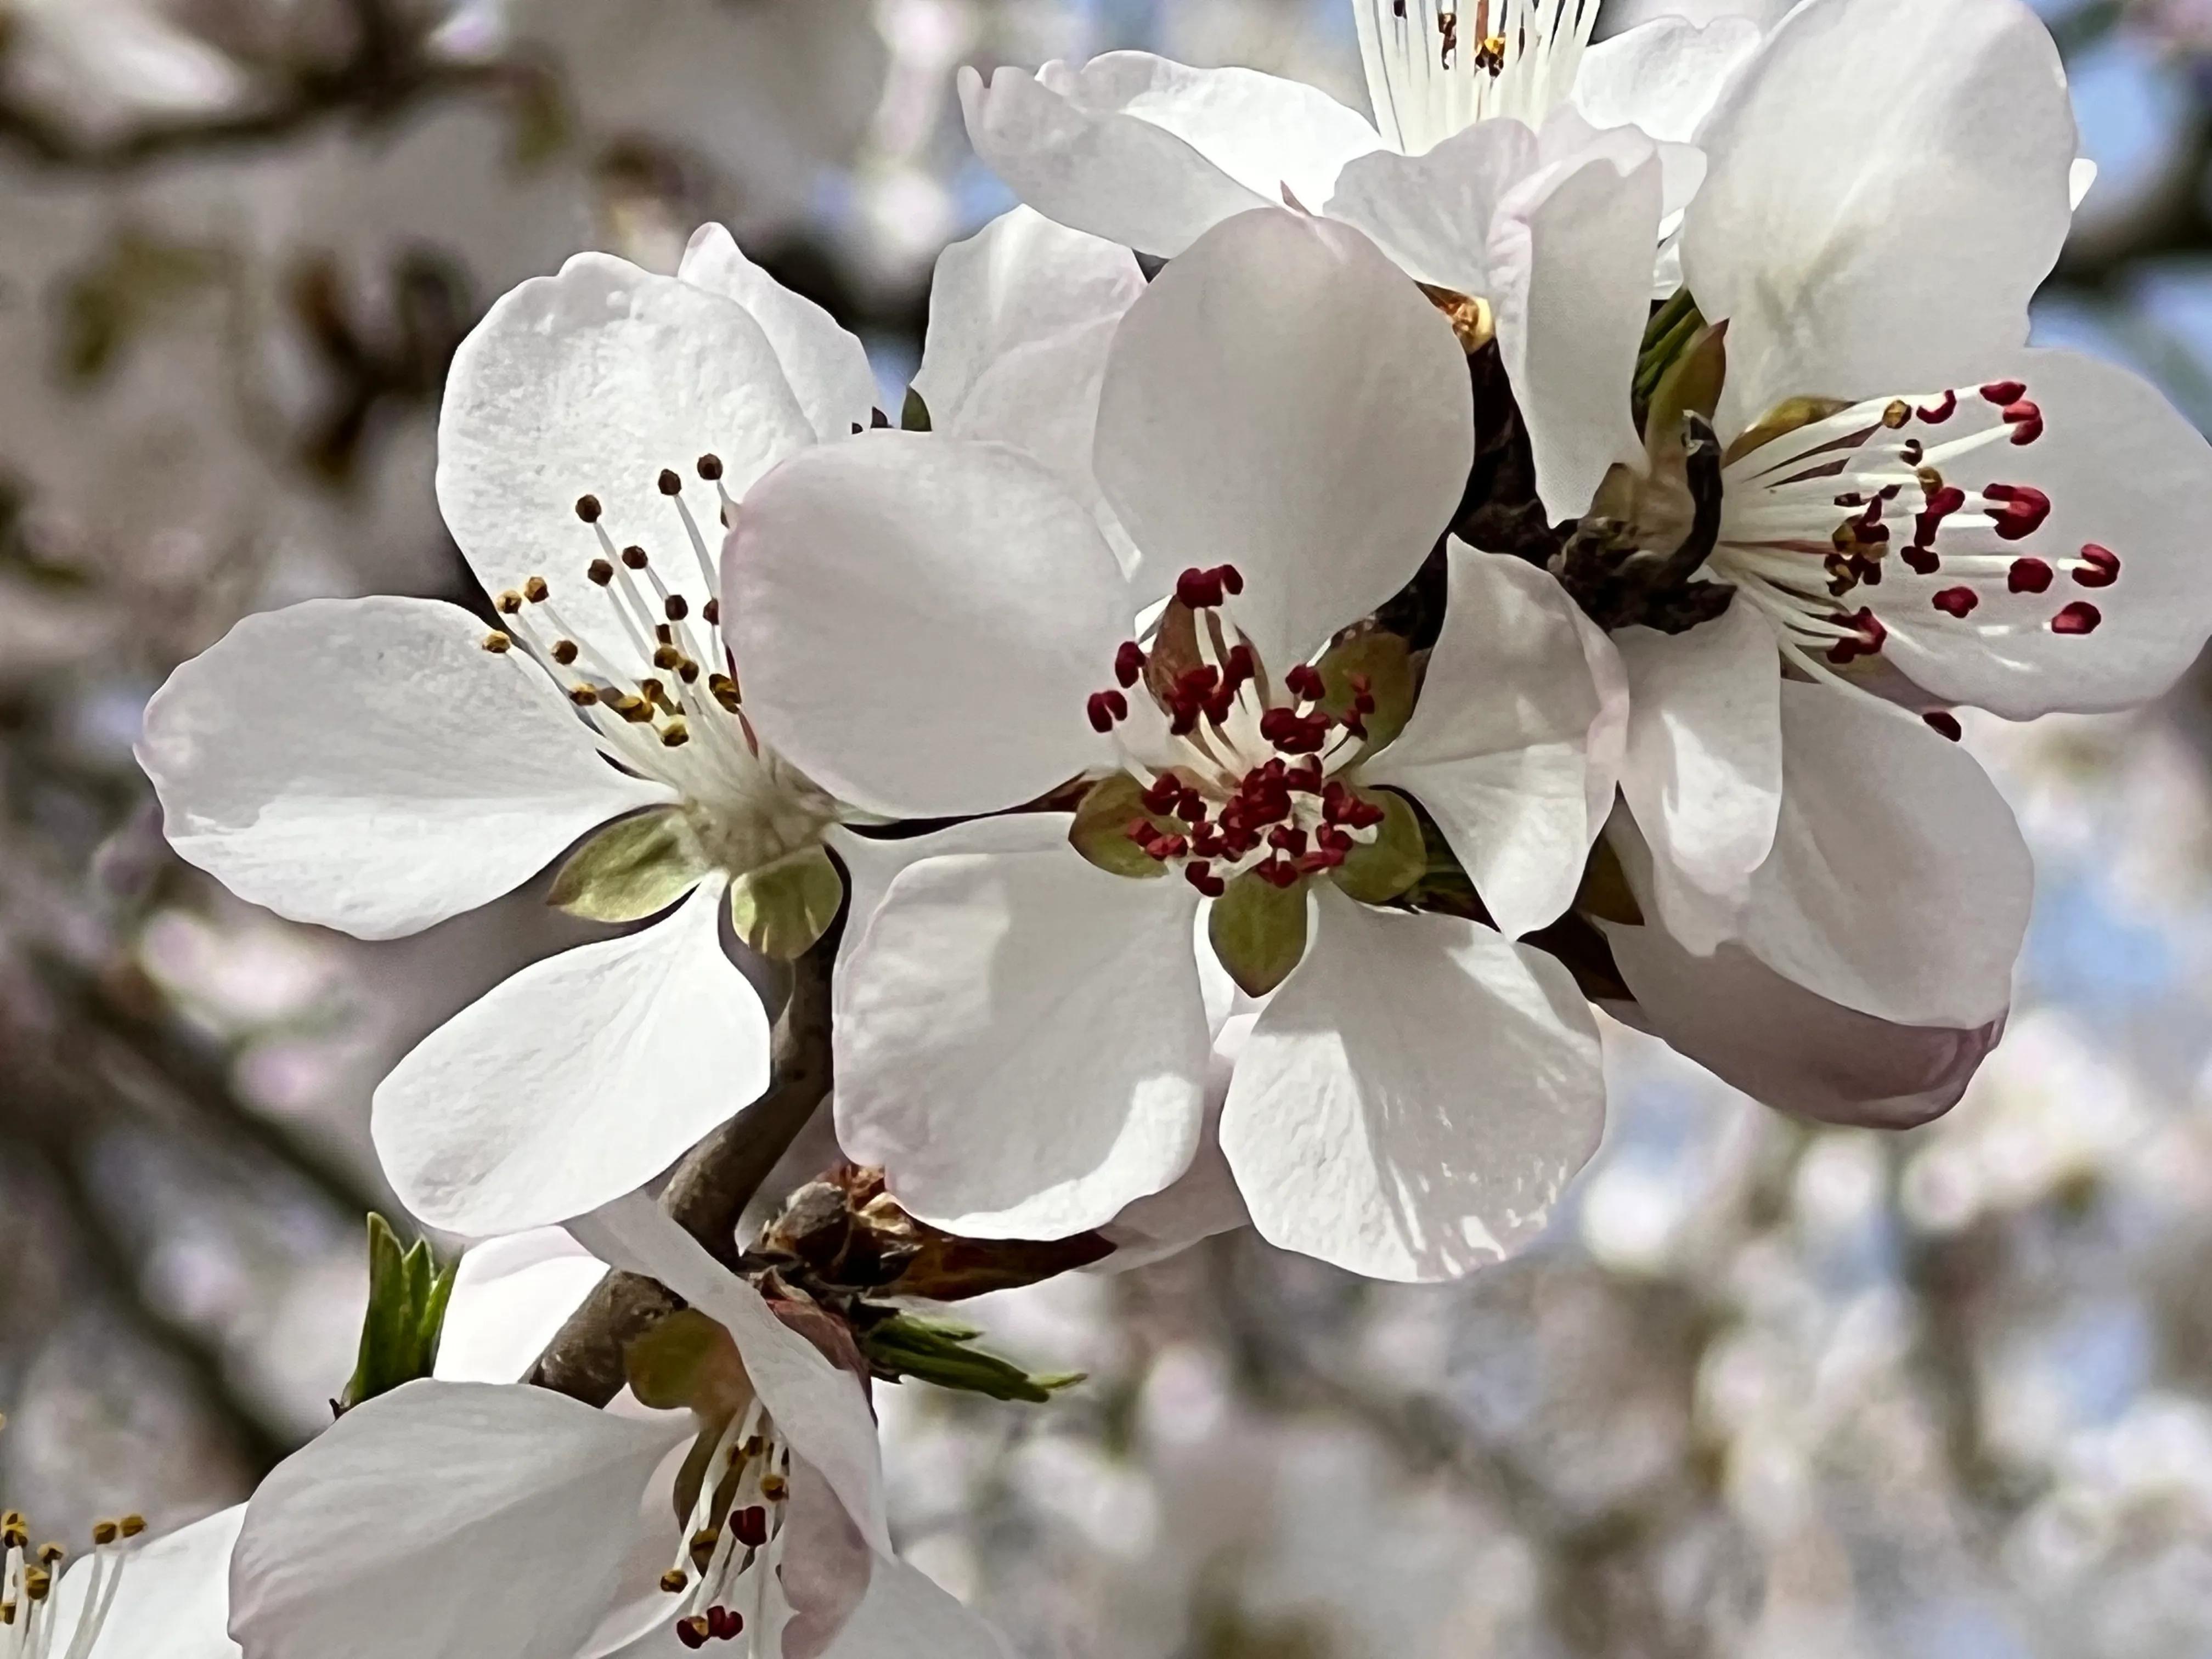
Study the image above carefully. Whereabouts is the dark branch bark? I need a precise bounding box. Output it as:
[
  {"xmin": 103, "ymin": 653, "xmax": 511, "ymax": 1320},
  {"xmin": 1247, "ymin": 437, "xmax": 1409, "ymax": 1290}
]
[{"xmin": 527, "ymin": 941, "xmax": 837, "ymax": 1404}]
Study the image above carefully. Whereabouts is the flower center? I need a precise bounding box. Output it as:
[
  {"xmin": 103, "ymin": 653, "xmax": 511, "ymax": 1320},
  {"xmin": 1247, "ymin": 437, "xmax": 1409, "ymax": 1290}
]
[
  {"xmin": 1087, "ymin": 565, "xmax": 1390, "ymax": 899},
  {"xmin": 1358, "ymin": 0, "xmax": 1598, "ymax": 154},
  {"xmin": 2, "ymin": 1498, "xmax": 145, "ymax": 1659},
  {"xmin": 1707, "ymin": 380, "xmax": 2113, "ymax": 682},
  {"xmin": 659, "ymin": 1402, "xmax": 793, "ymax": 1651},
  {"xmin": 479, "ymin": 456, "xmax": 837, "ymax": 877}
]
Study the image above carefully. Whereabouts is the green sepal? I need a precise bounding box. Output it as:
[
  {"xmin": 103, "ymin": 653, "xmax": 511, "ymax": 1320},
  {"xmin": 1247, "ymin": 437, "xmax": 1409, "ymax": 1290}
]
[
  {"xmin": 625, "ymin": 1307, "xmax": 751, "ymax": 1413},
  {"xmin": 338, "ymin": 1215, "xmax": 455, "ymax": 1413},
  {"xmin": 1633, "ymin": 290, "xmax": 1705, "ymax": 416},
  {"xmin": 860, "ymin": 1312, "xmax": 1084, "ymax": 1405},
  {"xmin": 1070, "ymin": 773, "xmax": 1173, "ymax": 880},
  {"xmin": 550, "ymin": 806, "xmax": 709, "ymax": 923},
  {"xmin": 1209, "ymin": 871, "xmax": 1310, "ymax": 997},
  {"xmin": 1329, "ymin": 788, "xmax": 1426, "ymax": 907},
  {"xmin": 729, "ymin": 845, "xmax": 845, "ymax": 961},
  {"xmin": 900, "ymin": 386, "xmax": 933, "ymax": 432},
  {"xmin": 1642, "ymin": 321, "xmax": 1727, "ymax": 458},
  {"xmin": 1311, "ymin": 629, "xmax": 1415, "ymax": 757}
]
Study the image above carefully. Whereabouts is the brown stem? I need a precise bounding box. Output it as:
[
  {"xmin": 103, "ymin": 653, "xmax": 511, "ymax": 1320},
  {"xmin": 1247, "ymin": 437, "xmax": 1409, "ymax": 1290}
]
[{"xmin": 527, "ymin": 940, "xmax": 837, "ymax": 1404}]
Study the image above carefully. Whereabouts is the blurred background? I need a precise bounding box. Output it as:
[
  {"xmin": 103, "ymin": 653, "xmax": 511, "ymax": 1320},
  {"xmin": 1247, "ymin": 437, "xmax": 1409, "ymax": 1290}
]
[{"xmin": 1, "ymin": 0, "xmax": 2207, "ymax": 1654}]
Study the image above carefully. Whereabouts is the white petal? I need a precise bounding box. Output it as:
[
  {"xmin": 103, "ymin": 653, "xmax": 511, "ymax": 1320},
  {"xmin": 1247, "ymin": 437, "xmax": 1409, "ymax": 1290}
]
[
  {"xmin": 2070, "ymin": 156, "xmax": 2098, "ymax": 211},
  {"xmin": 1361, "ymin": 547, "xmax": 1609, "ymax": 940},
  {"xmin": 723, "ymin": 434, "xmax": 1130, "ymax": 819},
  {"xmin": 50, "ymin": 1505, "xmax": 242, "ymax": 1659},
  {"xmin": 959, "ymin": 54, "xmax": 1383, "ymax": 257},
  {"xmin": 1093, "ymin": 208, "xmax": 1472, "ymax": 664},
  {"xmin": 778, "ymin": 1458, "xmax": 874, "ymax": 1659},
  {"xmin": 1323, "ymin": 119, "xmax": 1542, "ymax": 295},
  {"xmin": 433, "ymin": 1229, "xmax": 610, "ymax": 1384},
  {"xmin": 438, "ymin": 251, "xmax": 817, "ymax": 666},
  {"xmin": 913, "ymin": 207, "xmax": 1145, "ymax": 548},
  {"xmin": 567, "ymin": 1193, "xmax": 891, "ymax": 1556},
  {"xmin": 834, "ymin": 850, "xmax": 1212, "ymax": 1240},
  {"xmin": 814, "ymin": 1559, "xmax": 1013, "ymax": 1659},
  {"xmin": 229, "ymin": 1381, "xmax": 686, "ymax": 1659},
  {"xmin": 1571, "ymin": 16, "xmax": 1762, "ymax": 143},
  {"xmin": 825, "ymin": 815, "xmax": 1075, "ymax": 986},
  {"xmin": 1872, "ymin": 349, "xmax": 2212, "ymax": 719},
  {"xmin": 373, "ymin": 881, "xmax": 771, "ymax": 1236},
  {"xmin": 1097, "ymin": 1012, "xmax": 1255, "ymax": 1270},
  {"xmin": 1611, "ymin": 600, "xmax": 1783, "ymax": 951},
  {"xmin": 1684, "ymin": 0, "xmax": 2078, "ymax": 430},
  {"xmin": 1739, "ymin": 682, "xmax": 2032, "ymax": 1028},
  {"xmin": 138, "ymin": 596, "xmax": 671, "ymax": 942},
  {"xmin": 1222, "ymin": 887, "xmax": 1605, "ymax": 1283},
  {"xmin": 1489, "ymin": 134, "xmax": 1668, "ymax": 517},
  {"xmin": 1606, "ymin": 923, "xmax": 2002, "ymax": 1129},
  {"xmin": 679, "ymin": 223, "xmax": 877, "ymax": 444}
]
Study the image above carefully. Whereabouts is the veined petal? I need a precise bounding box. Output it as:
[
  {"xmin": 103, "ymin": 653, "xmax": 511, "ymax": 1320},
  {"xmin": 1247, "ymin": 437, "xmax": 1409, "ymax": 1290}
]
[
  {"xmin": 567, "ymin": 1193, "xmax": 891, "ymax": 1557},
  {"xmin": 834, "ymin": 850, "xmax": 1212, "ymax": 1240},
  {"xmin": 679, "ymin": 223, "xmax": 876, "ymax": 444},
  {"xmin": 1323, "ymin": 119, "xmax": 1542, "ymax": 296},
  {"xmin": 724, "ymin": 435, "xmax": 1131, "ymax": 820},
  {"xmin": 1094, "ymin": 208, "xmax": 1472, "ymax": 665},
  {"xmin": 1570, "ymin": 15, "xmax": 1761, "ymax": 143},
  {"xmin": 913, "ymin": 207, "xmax": 1145, "ymax": 548},
  {"xmin": 1098, "ymin": 1012, "xmax": 1255, "ymax": 1271},
  {"xmin": 49, "ymin": 1504, "xmax": 242, "ymax": 1659},
  {"xmin": 1361, "ymin": 547, "xmax": 1610, "ymax": 940},
  {"xmin": 1606, "ymin": 923, "xmax": 2002, "ymax": 1129},
  {"xmin": 1489, "ymin": 131, "xmax": 1667, "ymax": 517},
  {"xmin": 959, "ymin": 53, "xmax": 1383, "ymax": 257},
  {"xmin": 1222, "ymin": 886, "xmax": 1604, "ymax": 1283},
  {"xmin": 373, "ymin": 880, "xmax": 771, "ymax": 1237},
  {"xmin": 825, "ymin": 815, "xmax": 1075, "ymax": 988},
  {"xmin": 1740, "ymin": 682, "xmax": 2032, "ymax": 1028},
  {"xmin": 1612, "ymin": 601, "xmax": 1783, "ymax": 952},
  {"xmin": 229, "ymin": 1381, "xmax": 687, "ymax": 1659},
  {"xmin": 1684, "ymin": 0, "xmax": 2077, "ymax": 431},
  {"xmin": 777, "ymin": 1459, "xmax": 873, "ymax": 1659},
  {"xmin": 138, "ymin": 596, "xmax": 671, "ymax": 942},
  {"xmin": 1866, "ymin": 349, "xmax": 2212, "ymax": 719},
  {"xmin": 434, "ymin": 1229, "xmax": 610, "ymax": 1385},
  {"xmin": 438, "ymin": 251, "xmax": 817, "ymax": 666},
  {"xmin": 812, "ymin": 1559, "xmax": 1013, "ymax": 1659}
]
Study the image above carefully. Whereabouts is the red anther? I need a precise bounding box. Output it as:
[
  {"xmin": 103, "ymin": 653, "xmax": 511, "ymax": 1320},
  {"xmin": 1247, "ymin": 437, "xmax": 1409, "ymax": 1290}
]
[
  {"xmin": 677, "ymin": 1619, "xmax": 710, "ymax": 1650},
  {"xmin": 1115, "ymin": 641, "xmax": 1146, "ymax": 689},
  {"xmin": 1087, "ymin": 691, "xmax": 1128, "ymax": 733},
  {"xmin": 1314, "ymin": 825, "xmax": 1355, "ymax": 855},
  {"xmin": 1184, "ymin": 862, "xmax": 1227, "ymax": 899},
  {"xmin": 1150, "ymin": 834, "xmax": 1189, "ymax": 861},
  {"xmin": 732, "ymin": 1506, "xmax": 769, "ymax": 1549},
  {"xmin": 2075, "ymin": 543, "xmax": 2121, "ymax": 588},
  {"xmin": 1214, "ymin": 564, "xmax": 1245, "ymax": 597},
  {"xmin": 2052, "ymin": 601, "xmax": 2103, "ymax": 635},
  {"xmin": 1176, "ymin": 567, "xmax": 1226, "ymax": 609},
  {"xmin": 2002, "ymin": 400, "xmax": 2044, "ymax": 444},
  {"xmin": 1257, "ymin": 859, "xmax": 1301, "ymax": 889},
  {"xmin": 1128, "ymin": 818, "xmax": 1160, "ymax": 851},
  {"xmin": 1268, "ymin": 826, "xmax": 1310, "ymax": 856},
  {"xmin": 1192, "ymin": 826, "xmax": 1225, "ymax": 858},
  {"xmin": 1854, "ymin": 499, "xmax": 1891, "ymax": 543},
  {"xmin": 1175, "ymin": 665, "xmax": 1221, "ymax": 698},
  {"xmin": 1175, "ymin": 791, "xmax": 1208, "ymax": 825},
  {"xmin": 1918, "ymin": 390, "xmax": 1959, "ymax": 424},
  {"xmin": 1223, "ymin": 643, "xmax": 1257, "ymax": 686},
  {"xmin": 1932, "ymin": 586, "xmax": 1979, "ymax": 618},
  {"xmin": 1903, "ymin": 545, "xmax": 1942, "ymax": 575},
  {"xmin": 1169, "ymin": 698, "xmax": 1201, "ymax": 737},
  {"xmin": 1979, "ymin": 380, "xmax": 2028, "ymax": 407},
  {"xmin": 2007, "ymin": 557, "xmax": 2053, "ymax": 594},
  {"xmin": 1982, "ymin": 483, "xmax": 2051, "ymax": 542},
  {"xmin": 1205, "ymin": 688, "xmax": 1238, "ymax": 725},
  {"xmin": 1141, "ymin": 777, "xmax": 1183, "ymax": 814},
  {"xmin": 1296, "ymin": 848, "xmax": 1348, "ymax": 875},
  {"xmin": 1286, "ymin": 759, "xmax": 1324, "ymax": 793},
  {"xmin": 707, "ymin": 1607, "xmax": 744, "ymax": 1640},
  {"xmin": 1924, "ymin": 710, "xmax": 1963, "ymax": 742},
  {"xmin": 1914, "ymin": 484, "xmax": 1966, "ymax": 546},
  {"xmin": 1345, "ymin": 798, "xmax": 1387, "ymax": 831},
  {"xmin": 1285, "ymin": 664, "xmax": 1326, "ymax": 702},
  {"xmin": 1826, "ymin": 608, "xmax": 1888, "ymax": 665}
]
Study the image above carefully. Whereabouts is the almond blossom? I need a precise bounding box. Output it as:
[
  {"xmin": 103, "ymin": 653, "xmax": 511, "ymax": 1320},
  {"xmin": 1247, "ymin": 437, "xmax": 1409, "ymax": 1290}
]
[
  {"xmin": 724, "ymin": 207, "xmax": 1621, "ymax": 1284},
  {"xmin": 1585, "ymin": 0, "xmax": 2212, "ymax": 1124},
  {"xmin": 228, "ymin": 1195, "xmax": 1004, "ymax": 1659},
  {"xmin": 958, "ymin": 0, "xmax": 1763, "ymax": 518},
  {"xmin": 135, "ymin": 210, "xmax": 1142, "ymax": 1240}
]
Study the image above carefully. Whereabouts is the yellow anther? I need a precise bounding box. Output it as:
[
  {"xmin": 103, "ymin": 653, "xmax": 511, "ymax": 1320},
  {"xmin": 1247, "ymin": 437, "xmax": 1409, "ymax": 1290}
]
[
  {"xmin": 496, "ymin": 590, "xmax": 524, "ymax": 615},
  {"xmin": 661, "ymin": 722, "xmax": 691, "ymax": 748},
  {"xmin": 118, "ymin": 1515, "xmax": 144, "ymax": 1539},
  {"xmin": 653, "ymin": 645, "xmax": 683, "ymax": 671},
  {"xmin": 24, "ymin": 1566, "xmax": 49, "ymax": 1601},
  {"xmin": 570, "ymin": 685, "xmax": 601, "ymax": 707},
  {"xmin": 482, "ymin": 631, "xmax": 512, "ymax": 654},
  {"xmin": 1476, "ymin": 33, "xmax": 1507, "ymax": 72},
  {"xmin": 709, "ymin": 675, "xmax": 741, "ymax": 713},
  {"xmin": 1882, "ymin": 399, "xmax": 1912, "ymax": 430},
  {"xmin": 614, "ymin": 696, "xmax": 654, "ymax": 725},
  {"xmin": 523, "ymin": 576, "xmax": 551, "ymax": 603},
  {"xmin": 552, "ymin": 640, "xmax": 579, "ymax": 665},
  {"xmin": 589, "ymin": 558, "xmax": 615, "ymax": 586},
  {"xmin": 661, "ymin": 1570, "xmax": 690, "ymax": 1595},
  {"xmin": 37, "ymin": 1543, "xmax": 63, "ymax": 1565},
  {"xmin": 2, "ymin": 1600, "xmax": 16, "ymax": 1624},
  {"xmin": 759, "ymin": 1472, "xmax": 788, "ymax": 1502},
  {"xmin": 678, "ymin": 660, "xmax": 701, "ymax": 685},
  {"xmin": 92, "ymin": 1521, "xmax": 118, "ymax": 1546}
]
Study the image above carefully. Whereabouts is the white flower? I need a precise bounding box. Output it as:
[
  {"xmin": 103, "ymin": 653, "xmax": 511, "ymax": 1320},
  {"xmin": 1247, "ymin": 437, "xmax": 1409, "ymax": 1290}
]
[
  {"xmin": 1, "ymin": 1497, "xmax": 241, "ymax": 1659},
  {"xmin": 1594, "ymin": 0, "xmax": 2212, "ymax": 1123},
  {"xmin": 958, "ymin": 1, "xmax": 1765, "ymax": 517},
  {"xmin": 229, "ymin": 1195, "xmax": 1007, "ymax": 1659},
  {"xmin": 723, "ymin": 207, "xmax": 1621, "ymax": 1284},
  {"xmin": 135, "ymin": 210, "xmax": 1142, "ymax": 1240}
]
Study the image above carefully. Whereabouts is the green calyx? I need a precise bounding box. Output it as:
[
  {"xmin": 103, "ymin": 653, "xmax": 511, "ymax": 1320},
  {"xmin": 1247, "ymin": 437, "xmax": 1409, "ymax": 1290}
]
[
  {"xmin": 728, "ymin": 844, "xmax": 846, "ymax": 961},
  {"xmin": 1209, "ymin": 867, "xmax": 1310, "ymax": 996},
  {"xmin": 1070, "ymin": 772, "xmax": 1176, "ymax": 879},
  {"xmin": 859, "ymin": 1312, "xmax": 1083, "ymax": 1405},
  {"xmin": 338, "ymin": 1215, "xmax": 455, "ymax": 1414},
  {"xmin": 550, "ymin": 806, "xmax": 709, "ymax": 923},
  {"xmin": 1329, "ymin": 787, "xmax": 1426, "ymax": 906}
]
